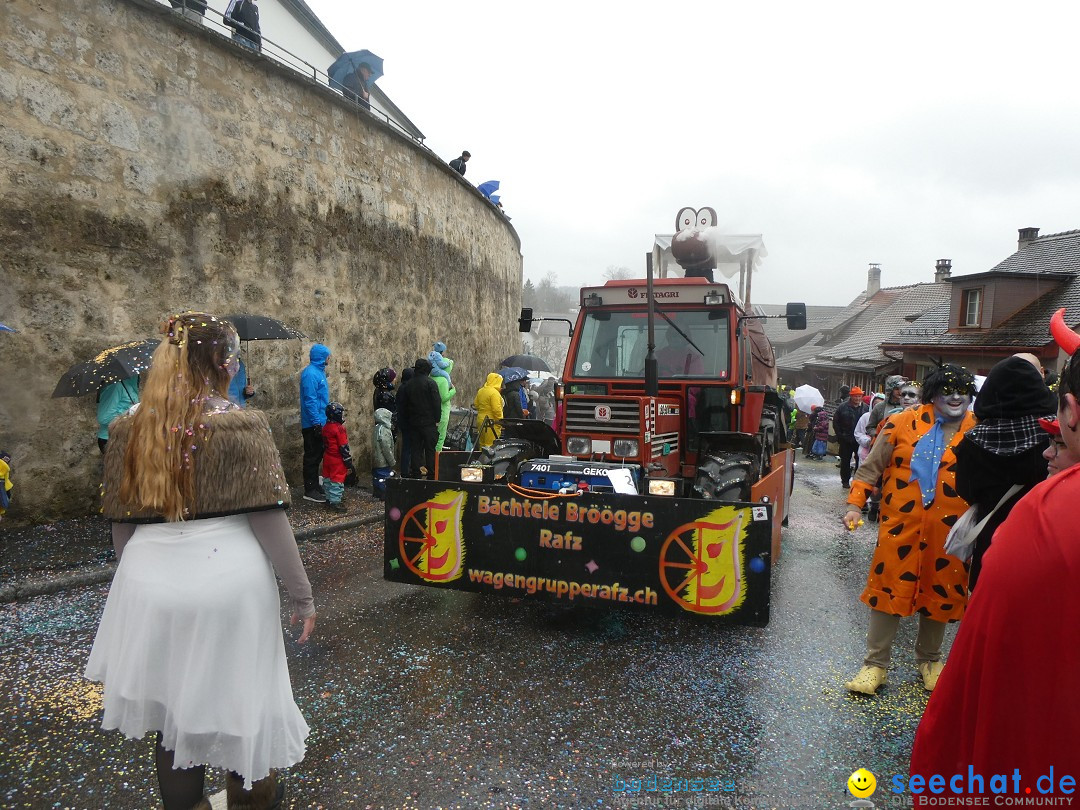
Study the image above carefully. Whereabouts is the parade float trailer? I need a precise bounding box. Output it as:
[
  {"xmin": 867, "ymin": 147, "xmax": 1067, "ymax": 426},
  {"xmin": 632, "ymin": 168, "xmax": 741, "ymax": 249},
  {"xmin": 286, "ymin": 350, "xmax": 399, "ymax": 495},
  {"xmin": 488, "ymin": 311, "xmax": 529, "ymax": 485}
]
[{"xmin": 384, "ymin": 209, "xmax": 806, "ymax": 624}]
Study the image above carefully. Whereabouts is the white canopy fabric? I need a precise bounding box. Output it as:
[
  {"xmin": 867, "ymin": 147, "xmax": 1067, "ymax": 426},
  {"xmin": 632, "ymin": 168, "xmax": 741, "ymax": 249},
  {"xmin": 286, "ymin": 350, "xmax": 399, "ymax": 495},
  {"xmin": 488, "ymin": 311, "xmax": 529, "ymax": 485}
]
[{"xmin": 652, "ymin": 232, "xmax": 767, "ymax": 281}]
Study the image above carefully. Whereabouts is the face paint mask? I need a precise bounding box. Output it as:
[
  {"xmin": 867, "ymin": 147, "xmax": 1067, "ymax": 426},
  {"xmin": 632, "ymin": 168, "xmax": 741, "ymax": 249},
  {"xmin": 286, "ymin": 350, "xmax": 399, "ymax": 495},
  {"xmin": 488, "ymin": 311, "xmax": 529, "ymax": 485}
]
[{"xmin": 933, "ymin": 392, "xmax": 971, "ymax": 420}]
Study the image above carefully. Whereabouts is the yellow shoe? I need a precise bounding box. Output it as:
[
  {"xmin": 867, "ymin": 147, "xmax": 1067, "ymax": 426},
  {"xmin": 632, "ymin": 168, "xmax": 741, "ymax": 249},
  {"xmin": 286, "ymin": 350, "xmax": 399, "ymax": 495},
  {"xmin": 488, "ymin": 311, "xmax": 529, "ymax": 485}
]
[
  {"xmin": 844, "ymin": 665, "xmax": 887, "ymax": 695},
  {"xmin": 918, "ymin": 661, "xmax": 944, "ymax": 691}
]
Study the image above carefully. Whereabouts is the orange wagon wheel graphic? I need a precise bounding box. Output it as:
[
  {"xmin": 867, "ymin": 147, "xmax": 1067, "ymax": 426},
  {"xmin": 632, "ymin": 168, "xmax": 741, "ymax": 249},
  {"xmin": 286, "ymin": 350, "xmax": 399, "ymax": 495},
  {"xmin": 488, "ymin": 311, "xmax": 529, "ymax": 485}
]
[
  {"xmin": 658, "ymin": 514, "xmax": 744, "ymax": 614},
  {"xmin": 397, "ymin": 497, "xmax": 461, "ymax": 582}
]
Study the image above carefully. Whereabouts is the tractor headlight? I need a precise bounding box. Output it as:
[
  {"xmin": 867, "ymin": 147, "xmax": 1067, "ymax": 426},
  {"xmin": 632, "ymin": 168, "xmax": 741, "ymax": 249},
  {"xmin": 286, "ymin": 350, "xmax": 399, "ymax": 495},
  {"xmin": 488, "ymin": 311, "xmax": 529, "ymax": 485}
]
[
  {"xmin": 566, "ymin": 436, "xmax": 592, "ymax": 455},
  {"xmin": 612, "ymin": 439, "xmax": 639, "ymax": 457},
  {"xmin": 460, "ymin": 467, "xmax": 484, "ymax": 483},
  {"xmin": 648, "ymin": 479, "xmax": 677, "ymax": 496}
]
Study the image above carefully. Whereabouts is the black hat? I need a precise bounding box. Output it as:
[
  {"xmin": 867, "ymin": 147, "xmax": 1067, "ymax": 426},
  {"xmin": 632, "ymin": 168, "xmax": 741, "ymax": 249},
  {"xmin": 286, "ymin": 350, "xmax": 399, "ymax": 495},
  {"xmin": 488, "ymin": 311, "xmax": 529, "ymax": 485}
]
[{"xmin": 973, "ymin": 356, "xmax": 1056, "ymax": 420}]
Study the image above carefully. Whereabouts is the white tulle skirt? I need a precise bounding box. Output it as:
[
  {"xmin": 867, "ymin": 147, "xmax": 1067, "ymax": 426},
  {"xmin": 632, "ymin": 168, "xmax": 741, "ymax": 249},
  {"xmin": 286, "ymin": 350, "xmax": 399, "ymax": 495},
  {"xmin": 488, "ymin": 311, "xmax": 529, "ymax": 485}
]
[{"xmin": 85, "ymin": 515, "xmax": 308, "ymax": 786}]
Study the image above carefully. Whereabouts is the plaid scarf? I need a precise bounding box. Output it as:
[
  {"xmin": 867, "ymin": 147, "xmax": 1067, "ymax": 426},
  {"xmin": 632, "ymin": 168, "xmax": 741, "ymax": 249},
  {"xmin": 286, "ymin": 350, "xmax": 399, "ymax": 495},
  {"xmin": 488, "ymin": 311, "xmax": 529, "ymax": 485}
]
[{"xmin": 964, "ymin": 415, "xmax": 1050, "ymax": 456}]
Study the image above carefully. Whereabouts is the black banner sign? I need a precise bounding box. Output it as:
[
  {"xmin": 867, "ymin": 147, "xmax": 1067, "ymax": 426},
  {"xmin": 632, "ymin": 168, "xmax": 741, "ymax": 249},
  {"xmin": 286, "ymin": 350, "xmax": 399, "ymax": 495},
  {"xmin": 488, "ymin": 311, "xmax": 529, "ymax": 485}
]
[{"xmin": 383, "ymin": 479, "xmax": 773, "ymax": 624}]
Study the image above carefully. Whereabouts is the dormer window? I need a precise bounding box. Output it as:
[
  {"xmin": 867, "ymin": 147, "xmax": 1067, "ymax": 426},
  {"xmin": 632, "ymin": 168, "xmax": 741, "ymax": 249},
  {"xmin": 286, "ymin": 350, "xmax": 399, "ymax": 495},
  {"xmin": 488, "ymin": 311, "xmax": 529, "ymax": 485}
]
[{"xmin": 961, "ymin": 288, "xmax": 982, "ymax": 327}]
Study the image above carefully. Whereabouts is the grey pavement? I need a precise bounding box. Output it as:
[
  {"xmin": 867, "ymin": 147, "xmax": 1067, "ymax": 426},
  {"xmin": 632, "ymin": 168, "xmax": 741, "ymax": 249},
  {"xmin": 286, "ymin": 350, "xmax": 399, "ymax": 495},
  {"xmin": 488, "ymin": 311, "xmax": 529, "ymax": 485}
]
[{"xmin": 0, "ymin": 460, "xmax": 948, "ymax": 809}]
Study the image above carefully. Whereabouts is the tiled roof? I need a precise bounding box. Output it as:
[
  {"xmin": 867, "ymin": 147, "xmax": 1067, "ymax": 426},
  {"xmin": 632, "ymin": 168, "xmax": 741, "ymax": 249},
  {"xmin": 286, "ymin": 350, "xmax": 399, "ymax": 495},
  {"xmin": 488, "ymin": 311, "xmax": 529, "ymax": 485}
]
[
  {"xmin": 887, "ymin": 229, "xmax": 1080, "ymax": 349},
  {"xmin": 753, "ymin": 304, "xmax": 846, "ymax": 347},
  {"xmin": 778, "ymin": 283, "xmax": 951, "ymax": 372},
  {"xmin": 988, "ymin": 229, "xmax": 1080, "ymax": 275}
]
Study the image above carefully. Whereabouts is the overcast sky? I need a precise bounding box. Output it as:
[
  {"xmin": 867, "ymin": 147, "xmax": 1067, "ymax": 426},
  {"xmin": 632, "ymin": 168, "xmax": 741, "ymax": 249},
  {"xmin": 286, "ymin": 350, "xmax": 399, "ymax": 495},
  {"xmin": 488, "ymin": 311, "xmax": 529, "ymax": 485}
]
[{"xmin": 306, "ymin": 0, "xmax": 1080, "ymax": 307}]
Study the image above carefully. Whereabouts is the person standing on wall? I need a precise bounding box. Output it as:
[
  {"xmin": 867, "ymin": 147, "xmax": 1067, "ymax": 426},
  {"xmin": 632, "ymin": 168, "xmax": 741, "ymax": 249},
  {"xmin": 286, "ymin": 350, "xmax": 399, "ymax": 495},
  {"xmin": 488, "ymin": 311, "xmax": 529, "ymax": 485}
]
[
  {"xmin": 343, "ymin": 62, "xmax": 373, "ymax": 110},
  {"xmin": 300, "ymin": 344, "xmax": 331, "ymax": 502},
  {"xmin": 449, "ymin": 151, "xmax": 470, "ymax": 176},
  {"xmin": 225, "ymin": 0, "xmax": 261, "ymax": 52}
]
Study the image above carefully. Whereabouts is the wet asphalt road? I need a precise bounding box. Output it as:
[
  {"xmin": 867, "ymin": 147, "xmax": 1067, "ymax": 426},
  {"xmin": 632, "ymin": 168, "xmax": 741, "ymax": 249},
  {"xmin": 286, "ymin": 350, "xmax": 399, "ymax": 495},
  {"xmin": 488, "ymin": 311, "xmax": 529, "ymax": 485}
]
[{"xmin": 0, "ymin": 458, "xmax": 953, "ymax": 809}]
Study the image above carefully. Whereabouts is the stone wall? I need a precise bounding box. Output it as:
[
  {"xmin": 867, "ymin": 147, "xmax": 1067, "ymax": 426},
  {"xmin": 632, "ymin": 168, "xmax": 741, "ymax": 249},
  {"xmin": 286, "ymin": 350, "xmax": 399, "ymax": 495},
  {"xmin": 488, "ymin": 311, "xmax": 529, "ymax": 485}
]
[{"xmin": 0, "ymin": 0, "xmax": 523, "ymax": 523}]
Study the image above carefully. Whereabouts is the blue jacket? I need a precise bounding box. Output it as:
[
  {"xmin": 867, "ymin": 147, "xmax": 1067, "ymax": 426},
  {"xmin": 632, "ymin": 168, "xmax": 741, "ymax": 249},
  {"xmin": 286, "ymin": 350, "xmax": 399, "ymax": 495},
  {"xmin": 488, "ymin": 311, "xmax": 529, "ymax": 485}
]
[
  {"xmin": 300, "ymin": 344, "xmax": 331, "ymax": 428},
  {"xmin": 228, "ymin": 359, "xmax": 252, "ymax": 408}
]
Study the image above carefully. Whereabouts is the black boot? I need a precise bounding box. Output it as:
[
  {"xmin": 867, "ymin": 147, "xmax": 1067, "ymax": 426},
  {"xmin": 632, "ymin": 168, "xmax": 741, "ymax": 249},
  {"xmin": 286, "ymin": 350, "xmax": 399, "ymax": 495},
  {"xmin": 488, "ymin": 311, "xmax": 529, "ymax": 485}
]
[
  {"xmin": 867, "ymin": 502, "xmax": 879, "ymax": 522},
  {"xmin": 226, "ymin": 772, "xmax": 284, "ymax": 810}
]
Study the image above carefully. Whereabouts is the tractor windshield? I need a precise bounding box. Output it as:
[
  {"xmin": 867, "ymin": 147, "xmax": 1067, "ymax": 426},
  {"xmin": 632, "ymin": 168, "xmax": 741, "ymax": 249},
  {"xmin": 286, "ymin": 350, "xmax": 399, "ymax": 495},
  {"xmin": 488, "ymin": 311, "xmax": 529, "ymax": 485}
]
[{"xmin": 572, "ymin": 309, "xmax": 731, "ymax": 380}]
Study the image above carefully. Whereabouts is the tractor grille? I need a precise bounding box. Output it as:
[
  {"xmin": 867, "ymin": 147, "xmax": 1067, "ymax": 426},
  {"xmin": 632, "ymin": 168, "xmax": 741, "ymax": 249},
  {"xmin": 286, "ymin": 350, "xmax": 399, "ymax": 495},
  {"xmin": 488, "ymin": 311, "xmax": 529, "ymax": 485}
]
[
  {"xmin": 565, "ymin": 399, "xmax": 640, "ymax": 434},
  {"xmin": 651, "ymin": 431, "xmax": 680, "ymax": 457}
]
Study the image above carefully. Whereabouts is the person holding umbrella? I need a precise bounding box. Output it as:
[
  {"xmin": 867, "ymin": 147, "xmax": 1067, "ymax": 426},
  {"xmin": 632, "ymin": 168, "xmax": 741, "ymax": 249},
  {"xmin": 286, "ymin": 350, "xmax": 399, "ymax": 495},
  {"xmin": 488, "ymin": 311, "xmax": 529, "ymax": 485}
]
[
  {"xmin": 343, "ymin": 61, "xmax": 373, "ymax": 109},
  {"xmin": 97, "ymin": 377, "xmax": 139, "ymax": 454}
]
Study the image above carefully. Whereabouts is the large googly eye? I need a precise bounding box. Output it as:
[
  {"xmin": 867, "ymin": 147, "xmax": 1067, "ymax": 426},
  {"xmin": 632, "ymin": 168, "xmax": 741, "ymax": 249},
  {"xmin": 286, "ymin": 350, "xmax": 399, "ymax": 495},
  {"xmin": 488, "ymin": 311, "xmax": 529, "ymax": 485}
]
[
  {"xmin": 676, "ymin": 207, "xmax": 697, "ymax": 232},
  {"xmin": 697, "ymin": 207, "xmax": 718, "ymax": 228}
]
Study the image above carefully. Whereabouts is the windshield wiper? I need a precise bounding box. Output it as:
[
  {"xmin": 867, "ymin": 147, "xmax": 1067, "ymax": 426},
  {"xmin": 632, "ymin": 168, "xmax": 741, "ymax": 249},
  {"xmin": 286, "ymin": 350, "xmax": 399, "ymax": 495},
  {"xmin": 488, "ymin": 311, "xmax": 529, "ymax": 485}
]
[{"xmin": 655, "ymin": 306, "xmax": 706, "ymax": 358}]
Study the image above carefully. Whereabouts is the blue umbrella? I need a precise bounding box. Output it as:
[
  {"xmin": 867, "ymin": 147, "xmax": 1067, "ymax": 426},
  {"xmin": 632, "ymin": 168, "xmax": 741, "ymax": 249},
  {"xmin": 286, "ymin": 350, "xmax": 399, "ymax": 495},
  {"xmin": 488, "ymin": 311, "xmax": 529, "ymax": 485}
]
[
  {"xmin": 0, "ymin": 323, "xmax": 16, "ymax": 333},
  {"xmin": 477, "ymin": 180, "xmax": 500, "ymax": 200},
  {"xmin": 327, "ymin": 50, "xmax": 384, "ymax": 93},
  {"xmin": 498, "ymin": 366, "xmax": 529, "ymax": 384}
]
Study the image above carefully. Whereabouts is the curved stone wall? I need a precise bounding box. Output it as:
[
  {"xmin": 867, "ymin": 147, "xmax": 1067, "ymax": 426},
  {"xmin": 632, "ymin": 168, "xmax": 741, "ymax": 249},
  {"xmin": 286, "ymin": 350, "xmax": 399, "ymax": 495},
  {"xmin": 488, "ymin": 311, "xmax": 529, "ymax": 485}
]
[{"xmin": 0, "ymin": 0, "xmax": 523, "ymax": 522}]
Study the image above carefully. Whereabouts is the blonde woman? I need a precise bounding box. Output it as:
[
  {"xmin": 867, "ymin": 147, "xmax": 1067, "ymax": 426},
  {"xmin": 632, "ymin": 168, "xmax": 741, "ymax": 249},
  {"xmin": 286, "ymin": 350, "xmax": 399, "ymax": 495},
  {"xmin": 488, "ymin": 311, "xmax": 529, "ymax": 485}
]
[{"xmin": 86, "ymin": 312, "xmax": 315, "ymax": 810}]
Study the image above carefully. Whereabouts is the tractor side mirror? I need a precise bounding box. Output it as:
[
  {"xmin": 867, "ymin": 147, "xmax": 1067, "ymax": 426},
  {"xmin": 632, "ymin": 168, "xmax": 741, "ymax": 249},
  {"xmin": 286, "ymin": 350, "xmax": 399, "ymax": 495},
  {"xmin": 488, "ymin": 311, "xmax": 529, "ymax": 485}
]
[
  {"xmin": 785, "ymin": 302, "xmax": 807, "ymax": 331},
  {"xmin": 518, "ymin": 307, "xmax": 534, "ymax": 333}
]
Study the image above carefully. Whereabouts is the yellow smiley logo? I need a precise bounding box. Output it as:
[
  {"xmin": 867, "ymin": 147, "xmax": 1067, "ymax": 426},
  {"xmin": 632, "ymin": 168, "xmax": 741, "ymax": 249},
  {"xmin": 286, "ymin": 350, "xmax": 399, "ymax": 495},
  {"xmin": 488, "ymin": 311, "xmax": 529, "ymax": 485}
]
[{"xmin": 848, "ymin": 768, "xmax": 876, "ymax": 798}]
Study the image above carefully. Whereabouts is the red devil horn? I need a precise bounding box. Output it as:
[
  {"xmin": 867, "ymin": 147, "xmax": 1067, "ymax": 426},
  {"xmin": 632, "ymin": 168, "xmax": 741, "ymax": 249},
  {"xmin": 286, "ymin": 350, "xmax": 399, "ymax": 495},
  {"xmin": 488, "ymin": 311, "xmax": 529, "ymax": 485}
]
[{"xmin": 1050, "ymin": 308, "xmax": 1080, "ymax": 356}]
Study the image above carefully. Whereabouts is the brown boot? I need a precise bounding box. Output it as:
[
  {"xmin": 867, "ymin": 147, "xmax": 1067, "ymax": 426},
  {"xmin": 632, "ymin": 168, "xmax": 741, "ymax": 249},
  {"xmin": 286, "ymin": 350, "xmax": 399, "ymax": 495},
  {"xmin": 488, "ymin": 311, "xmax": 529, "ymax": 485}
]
[{"xmin": 226, "ymin": 772, "xmax": 285, "ymax": 810}]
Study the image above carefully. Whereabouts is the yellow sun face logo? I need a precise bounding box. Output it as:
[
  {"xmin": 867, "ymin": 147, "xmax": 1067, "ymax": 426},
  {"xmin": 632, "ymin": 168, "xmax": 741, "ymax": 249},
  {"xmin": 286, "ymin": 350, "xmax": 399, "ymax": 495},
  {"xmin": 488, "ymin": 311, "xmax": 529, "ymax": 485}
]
[{"xmin": 848, "ymin": 768, "xmax": 876, "ymax": 798}]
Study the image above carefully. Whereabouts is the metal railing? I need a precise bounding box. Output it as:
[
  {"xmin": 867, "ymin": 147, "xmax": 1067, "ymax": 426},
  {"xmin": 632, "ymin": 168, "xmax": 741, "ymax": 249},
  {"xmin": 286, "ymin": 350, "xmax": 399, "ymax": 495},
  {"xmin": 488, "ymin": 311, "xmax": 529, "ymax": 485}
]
[{"xmin": 165, "ymin": 0, "xmax": 428, "ymax": 147}]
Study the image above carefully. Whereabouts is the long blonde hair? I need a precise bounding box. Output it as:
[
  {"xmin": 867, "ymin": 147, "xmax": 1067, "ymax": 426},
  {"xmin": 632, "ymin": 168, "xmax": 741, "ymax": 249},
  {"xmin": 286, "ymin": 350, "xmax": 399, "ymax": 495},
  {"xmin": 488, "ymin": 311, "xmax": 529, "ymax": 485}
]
[{"xmin": 119, "ymin": 312, "xmax": 239, "ymax": 521}]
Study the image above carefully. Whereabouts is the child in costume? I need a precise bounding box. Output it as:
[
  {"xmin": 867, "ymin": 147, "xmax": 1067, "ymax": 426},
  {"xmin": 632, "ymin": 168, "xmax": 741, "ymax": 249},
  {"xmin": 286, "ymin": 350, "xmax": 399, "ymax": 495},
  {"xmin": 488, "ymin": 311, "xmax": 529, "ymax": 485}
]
[
  {"xmin": 321, "ymin": 402, "xmax": 356, "ymax": 514},
  {"xmin": 427, "ymin": 341, "xmax": 452, "ymax": 385},
  {"xmin": 372, "ymin": 407, "xmax": 395, "ymax": 500},
  {"xmin": 0, "ymin": 451, "xmax": 12, "ymax": 520}
]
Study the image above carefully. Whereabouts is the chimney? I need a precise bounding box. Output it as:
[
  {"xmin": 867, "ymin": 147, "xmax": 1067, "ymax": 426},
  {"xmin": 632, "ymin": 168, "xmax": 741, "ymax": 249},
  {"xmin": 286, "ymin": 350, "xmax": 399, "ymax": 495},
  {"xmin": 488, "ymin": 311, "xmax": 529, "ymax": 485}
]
[
  {"xmin": 1018, "ymin": 227, "xmax": 1040, "ymax": 249},
  {"xmin": 867, "ymin": 263, "xmax": 881, "ymax": 296},
  {"xmin": 935, "ymin": 258, "xmax": 952, "ymax": 283}
]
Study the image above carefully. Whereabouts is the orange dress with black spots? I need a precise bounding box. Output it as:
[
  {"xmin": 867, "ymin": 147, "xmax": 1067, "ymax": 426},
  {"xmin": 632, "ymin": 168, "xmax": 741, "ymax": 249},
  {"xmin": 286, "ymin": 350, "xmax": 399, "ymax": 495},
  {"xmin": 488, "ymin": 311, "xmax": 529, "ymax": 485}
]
[{"xmin": 849, "ymin": 404, "xmax": 976, "ymax": 622}]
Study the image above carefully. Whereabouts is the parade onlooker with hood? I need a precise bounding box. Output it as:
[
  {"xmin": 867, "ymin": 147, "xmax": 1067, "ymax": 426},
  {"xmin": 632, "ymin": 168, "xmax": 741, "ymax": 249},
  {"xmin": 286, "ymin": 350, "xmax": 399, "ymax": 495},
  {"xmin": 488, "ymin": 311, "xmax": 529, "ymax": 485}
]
[
  {"xmin": 809, "ymin": 405, "xmax": 829, "ymax": 459},
  {"xmin": 0, "ymin": 450, "xmax": 12, "ymax": 520},
  {"xmin": 372, "ymin": 367, "xmax": 396, "ymax": 414},
  {"xmin": 396, "ymin": 358, "xmax": 440, "ymax": 478},
  {"xmin": 372, "ymin": 408, "xmax": 395, "ymax": 500},
  {"xmin": 910, "ymin": 313, "xmax": 1080, "ymax": 797},
  {"xmin": 395, "ymin": 367, "xmax": 414, "ymax": 476},
  {"xmin": 473, "ymin": 372, "xmax": 505, "ymax": 448},
  {"xmin": 227, "ymin": 357, "xmax": 255, "ymax": 408},
  {"xmin": 300, "ymin": 344, "xmax": 331, "ymax": 502},
  {"xmin": 854, "ymin": 393, "xmax": 885, "ymax": 463},
  {"xmin": 434, "ymin": 358, "xmax": 456, "ymax": 452},
  {"xmin": 842, "ymin": 365, "xmax": 977, "ymax": 695},
  {"xmin": 867, "ymin": 375, "xmax": 906, "ymax": 435},
  {"xmin": 321, "ymin": 401, "xmax": 355, "ymax": 514},
  {"xmin": 951, "ymin": 353, "xmax": 1055, "ymax": 591},
  {"xmin": 503, "ymin": 377, "xmax": 527, "ymax": 420},
  {"xmin": 97, "ymin": 377, "xmax": 140, "ymax": 454}
]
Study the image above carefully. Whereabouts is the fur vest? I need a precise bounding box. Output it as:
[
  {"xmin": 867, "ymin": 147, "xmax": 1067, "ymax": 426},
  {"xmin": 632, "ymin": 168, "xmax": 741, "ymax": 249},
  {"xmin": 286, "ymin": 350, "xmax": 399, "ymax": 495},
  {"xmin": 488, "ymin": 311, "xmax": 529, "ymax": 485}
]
[{"xmin": 102, "ymin": 407, "xmax": 291, "ymax": 522}]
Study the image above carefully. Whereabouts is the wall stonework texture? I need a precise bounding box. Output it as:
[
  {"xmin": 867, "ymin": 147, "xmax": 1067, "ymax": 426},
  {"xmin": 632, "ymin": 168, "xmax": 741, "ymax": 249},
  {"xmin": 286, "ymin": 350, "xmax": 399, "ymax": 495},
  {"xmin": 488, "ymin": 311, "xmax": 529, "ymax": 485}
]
[{"xmin": 0, "ymin": 0, "xmax": 523, "ymax": 523}]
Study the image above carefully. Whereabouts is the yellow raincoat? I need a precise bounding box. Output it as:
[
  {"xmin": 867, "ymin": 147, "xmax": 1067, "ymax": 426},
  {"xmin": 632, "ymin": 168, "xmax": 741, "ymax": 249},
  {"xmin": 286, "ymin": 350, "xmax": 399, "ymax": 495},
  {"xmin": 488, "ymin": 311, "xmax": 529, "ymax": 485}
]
[{"xmin": 473, "ymin": 372, "xmax": 504, "ymax": 448}]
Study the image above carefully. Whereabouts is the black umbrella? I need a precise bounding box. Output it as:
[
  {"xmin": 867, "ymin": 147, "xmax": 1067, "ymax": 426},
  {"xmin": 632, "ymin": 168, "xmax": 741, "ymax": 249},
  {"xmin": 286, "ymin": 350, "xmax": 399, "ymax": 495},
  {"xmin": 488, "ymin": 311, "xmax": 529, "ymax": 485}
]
[
  {"xmin": 500, "ymin": 354, "xmax": 551, "ymax": 373},
  {"xmin": 223, "ymin": 314, "xmax": 306, "ymax": 341},
  {"xmin": 52, "ymin": 339, "xmax": 158, "ymax": 398}
]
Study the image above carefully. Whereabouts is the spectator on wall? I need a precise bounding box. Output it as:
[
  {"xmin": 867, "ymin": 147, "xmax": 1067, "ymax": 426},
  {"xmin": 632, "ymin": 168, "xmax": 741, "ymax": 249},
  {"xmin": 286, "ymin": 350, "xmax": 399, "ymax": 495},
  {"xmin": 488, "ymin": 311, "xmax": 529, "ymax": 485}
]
[
  {"xmin": 225, "ymin": 0, "xmax": 261, "ymax": 52},
  {"xmin": 449, "ymin": 151, "xmax": 470, "ymax": 176}
]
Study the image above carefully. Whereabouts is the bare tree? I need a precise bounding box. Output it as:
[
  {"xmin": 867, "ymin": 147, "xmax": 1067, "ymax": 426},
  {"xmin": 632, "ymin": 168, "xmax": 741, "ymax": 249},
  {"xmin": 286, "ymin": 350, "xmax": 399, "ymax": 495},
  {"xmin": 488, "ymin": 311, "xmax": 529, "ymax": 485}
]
[{"xmin": 603, "ymin": 265, "xmax": 633, "ymax": 281}]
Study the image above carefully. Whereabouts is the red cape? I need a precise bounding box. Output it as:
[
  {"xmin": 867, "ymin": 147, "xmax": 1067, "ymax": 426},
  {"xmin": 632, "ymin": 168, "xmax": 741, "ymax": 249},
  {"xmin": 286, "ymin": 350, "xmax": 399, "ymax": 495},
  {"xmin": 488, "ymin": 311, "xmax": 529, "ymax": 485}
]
[{"xmin": 910, "ymin": 464, "xmax": 1080, "ymax": 799}]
